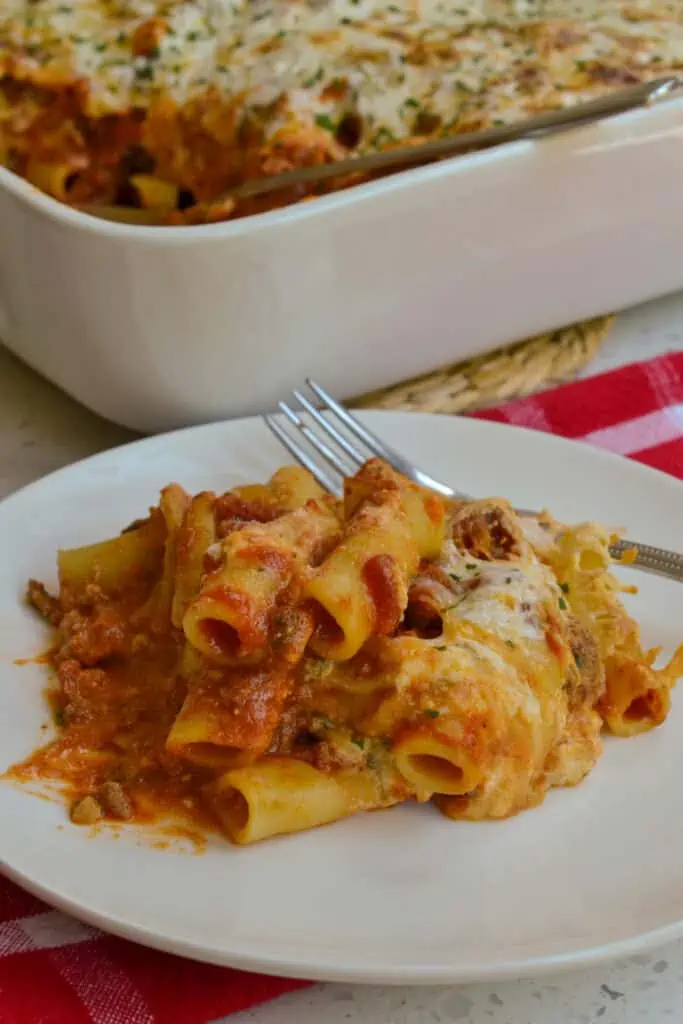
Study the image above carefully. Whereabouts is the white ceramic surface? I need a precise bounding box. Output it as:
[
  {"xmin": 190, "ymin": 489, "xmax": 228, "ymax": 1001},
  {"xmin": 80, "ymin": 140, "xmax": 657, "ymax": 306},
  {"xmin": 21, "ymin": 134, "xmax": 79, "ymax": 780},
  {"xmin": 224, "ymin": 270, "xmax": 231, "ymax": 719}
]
[
  {"xmin": 1, "ymin": 411, "xmax": 683, "ymax": 987},
  {"xmin": 2, "ymin": 98, "xmax": 683, "ymax": 434}
]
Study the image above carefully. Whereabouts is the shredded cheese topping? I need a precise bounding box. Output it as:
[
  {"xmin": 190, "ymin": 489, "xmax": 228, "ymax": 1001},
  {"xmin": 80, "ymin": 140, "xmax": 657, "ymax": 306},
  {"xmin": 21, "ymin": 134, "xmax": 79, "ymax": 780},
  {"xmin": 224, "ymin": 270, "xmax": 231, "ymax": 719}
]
[{"xmin": 5, "ymin": 0, "xmax": 683, "ymax": 143}]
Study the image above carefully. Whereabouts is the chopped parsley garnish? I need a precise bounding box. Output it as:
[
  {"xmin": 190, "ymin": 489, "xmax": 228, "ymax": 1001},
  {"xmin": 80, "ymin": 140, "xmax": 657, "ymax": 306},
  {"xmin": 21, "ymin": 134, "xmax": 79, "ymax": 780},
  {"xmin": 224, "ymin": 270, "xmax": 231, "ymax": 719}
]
[
  {"xmin": 372, "ymin": 127, "xmax": 396, "ymax": 147},
  {"xmin": 307, "ymin": 657, "xmax": 330, "ymax": 679},
  {"xmin": 186, "ymin": 30, "xmax": 200, "ymax": 42},
  {"xmin": 304, "ymin": 68, "xmax": 324, "ymax": 88},
  {"xmin": 434, "ymin": 645, "xmax": 447, "ymax": 651},
  {"xmin": 54, "ymin": 708, "xmax": 66, "ymax": 728},
  {"xmin": 136, "ymin": 63, "xmax": 155, "ymax": 81},
  {"xmin": 505, "ymin": 576, "xmax": 512, "ymax": 584},
  {"xmin": 423, "ymin": 709, "xmax": 440, "ymax": 719},
  {"xmin": 465, "ymin": 562, "xmax": 477, "ymax": 570},
  {"xmin": 505, "ymin": 639, "xmax": 515, "ymax": 648},
  {"xmin": 558, "ymin": 596, "xmax": 568, "ymax": 610},
  {"xmin": 315, "ymin": 114, "xmax": 336, "ymax": 132},
  {"xmin": 560, "ymin": 582, "xmax": 570, "ymax": 594},
  {"xmin": 403, "ymin": 97, "xmax": 420, "ymax": 109},
  {"xmin": 449, "ymin": 572, "xmax": 461, "ymax": 582},
  {"xmin": 351, "ymin": 735, "xmax": 366, "ymax": 749},
  {"xmin": 574, "ymin": 653, "xmax": 584, "ymax": 668}
]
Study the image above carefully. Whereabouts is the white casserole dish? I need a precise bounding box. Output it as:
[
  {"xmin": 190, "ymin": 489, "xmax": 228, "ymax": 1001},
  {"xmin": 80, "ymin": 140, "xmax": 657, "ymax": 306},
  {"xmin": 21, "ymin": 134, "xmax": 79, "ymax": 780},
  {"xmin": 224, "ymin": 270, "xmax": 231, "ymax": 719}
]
[{"xmin": 2, "ymin": 95, "xmax": 683, "ymax": 435}]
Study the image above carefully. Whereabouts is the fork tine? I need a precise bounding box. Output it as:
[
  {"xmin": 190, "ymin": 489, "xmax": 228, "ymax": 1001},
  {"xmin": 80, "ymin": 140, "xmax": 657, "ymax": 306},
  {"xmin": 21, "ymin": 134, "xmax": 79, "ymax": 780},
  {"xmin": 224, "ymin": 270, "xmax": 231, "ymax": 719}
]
[
  {"xmin": 262, "ymin": 415, "xmax": 342, "ymax": 496},
  {"xmin": 305, "ymin": 379, "xmax": 396, "ymax": 461},
  {"xmin": 292, "ymin": 389, "xmax": 365, "ymax": 467},
  {"xmin": 279, "ymin": 401, "xmax": 354, "ymax": 477},
  {"xmin": 305, "ymin": 379, "xmax": 457, "ymax": 498}
]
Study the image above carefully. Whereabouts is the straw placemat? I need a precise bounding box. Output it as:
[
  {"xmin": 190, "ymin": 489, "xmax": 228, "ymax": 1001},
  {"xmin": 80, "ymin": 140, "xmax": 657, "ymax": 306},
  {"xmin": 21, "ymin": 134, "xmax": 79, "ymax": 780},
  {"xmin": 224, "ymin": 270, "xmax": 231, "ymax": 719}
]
[{"xmin": 352, "ymin": 315, "xmax": 614, "ymax": 414}]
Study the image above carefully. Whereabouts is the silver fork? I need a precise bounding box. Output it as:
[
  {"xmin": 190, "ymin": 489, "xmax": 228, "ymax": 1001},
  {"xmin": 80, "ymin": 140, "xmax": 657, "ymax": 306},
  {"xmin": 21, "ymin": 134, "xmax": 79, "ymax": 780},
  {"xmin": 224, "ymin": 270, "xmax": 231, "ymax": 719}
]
[{"xmin": 263, "ymin": 380, "xmax": 683, "ymax": 583}]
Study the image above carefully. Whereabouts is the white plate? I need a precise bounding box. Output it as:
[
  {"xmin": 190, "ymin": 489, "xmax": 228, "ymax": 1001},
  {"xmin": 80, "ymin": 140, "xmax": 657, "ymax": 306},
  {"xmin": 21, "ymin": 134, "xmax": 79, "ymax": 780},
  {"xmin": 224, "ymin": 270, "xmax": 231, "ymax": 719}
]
[{"xmin": 1, "ymin": 411, "xmax": 683, "ymax": 985}]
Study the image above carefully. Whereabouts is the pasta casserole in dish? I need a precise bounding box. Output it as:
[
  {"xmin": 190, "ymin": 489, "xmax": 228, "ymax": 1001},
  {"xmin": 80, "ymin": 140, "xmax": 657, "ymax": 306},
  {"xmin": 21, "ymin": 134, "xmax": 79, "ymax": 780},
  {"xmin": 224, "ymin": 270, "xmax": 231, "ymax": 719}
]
[{"xmin": 1, "ymin": 0, "xmax": 682, "ymax": 223}]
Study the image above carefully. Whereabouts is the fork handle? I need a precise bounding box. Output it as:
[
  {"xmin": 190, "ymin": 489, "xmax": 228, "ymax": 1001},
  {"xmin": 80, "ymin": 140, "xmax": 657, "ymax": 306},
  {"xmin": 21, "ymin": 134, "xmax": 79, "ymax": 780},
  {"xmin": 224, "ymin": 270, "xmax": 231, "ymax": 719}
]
[{"xmin": 610, "ymin": 538, "xmax": 683, "ymax": 582}]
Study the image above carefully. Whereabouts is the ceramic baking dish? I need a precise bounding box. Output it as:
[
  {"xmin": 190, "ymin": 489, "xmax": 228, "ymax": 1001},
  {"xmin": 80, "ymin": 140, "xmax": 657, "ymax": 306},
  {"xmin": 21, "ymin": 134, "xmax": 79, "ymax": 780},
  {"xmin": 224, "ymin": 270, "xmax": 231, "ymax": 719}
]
[{"xmin": 2, "ymin": 95, "xmax": 683, "ymax": 435}]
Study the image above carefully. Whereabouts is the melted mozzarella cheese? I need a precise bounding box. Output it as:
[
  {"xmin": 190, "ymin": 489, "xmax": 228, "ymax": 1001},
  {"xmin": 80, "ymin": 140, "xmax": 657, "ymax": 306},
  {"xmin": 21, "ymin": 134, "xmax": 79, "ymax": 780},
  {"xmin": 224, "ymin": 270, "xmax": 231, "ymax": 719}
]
[
  {"xmin": 4, "ymin": 0, "xmax": 682, "ymax": 142},
  {"xmin": 435, "ymin": 542, "xmax": 561, "ymax": 642}
]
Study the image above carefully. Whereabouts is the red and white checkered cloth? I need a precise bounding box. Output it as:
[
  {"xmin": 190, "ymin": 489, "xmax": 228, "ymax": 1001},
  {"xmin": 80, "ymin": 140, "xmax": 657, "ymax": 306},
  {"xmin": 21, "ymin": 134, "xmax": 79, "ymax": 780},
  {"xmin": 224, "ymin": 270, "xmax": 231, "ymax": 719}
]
[{"xmin": 2, "ymin": 352, "xmax": 683, "ymax": 1024}]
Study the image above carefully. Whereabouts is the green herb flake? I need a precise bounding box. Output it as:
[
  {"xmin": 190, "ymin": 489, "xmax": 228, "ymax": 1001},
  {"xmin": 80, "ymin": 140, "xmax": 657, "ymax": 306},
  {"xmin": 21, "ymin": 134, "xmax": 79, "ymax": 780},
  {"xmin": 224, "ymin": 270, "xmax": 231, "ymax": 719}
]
[
  {"xmin": 54, "ymin": 708, "xmax": 66, "ymax": 728},
  {"xmin": 186, "ymin": 30, "xmax": 200, "ymax": 41},
  {"xmin": 574, "ymin": 653, "xmax": 584, "ymax": 668},
  {"xmin": 307, "ymin": 657, "xmax": 330, "ymax": 679},
  {"xmin": 372, "ymin": 127, "xmax": 396, "ymax": 147},
  {"xmin": 304, "ymin": 67, "xmax": 324, "ymax": 88},
  {"xmin": 558, "ymin": 596, "xmax": 568, "ymax": 610},
  {"xmin": 315, "ymin": 113, "xmax": 336, "ymax": 131},
  {"xmin": 351, "ymin": 735, "xmax": 366, "ymax": 749},
  {"xmin": 403, "ymin": 97, "xmax": 420, "ymax": 109},
  {"xmin": 465, "ymin": 562, "xmax": 477, "ymax": 570},
  {"xmin": 505, "ymin": 639, "xmax": 515, "ymax": 648},
  {"xmin": 560, "ymin": 582, "xmax": 570, "ymax": 594},
  {"xmin": 423, "ymin": 709, "xmax": 440, "ymax": 719},
  {"xmin": 505, "ymin": 576, "xmax": 512, "ymax": 584}
]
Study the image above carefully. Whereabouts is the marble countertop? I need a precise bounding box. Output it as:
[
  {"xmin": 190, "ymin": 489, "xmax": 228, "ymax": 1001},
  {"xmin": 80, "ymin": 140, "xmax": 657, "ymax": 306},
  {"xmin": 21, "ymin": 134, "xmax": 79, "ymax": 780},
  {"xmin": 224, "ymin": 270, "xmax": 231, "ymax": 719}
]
[{"xmin": 1, "ymin": 291, "xmax": 683, "ymax": 1024}]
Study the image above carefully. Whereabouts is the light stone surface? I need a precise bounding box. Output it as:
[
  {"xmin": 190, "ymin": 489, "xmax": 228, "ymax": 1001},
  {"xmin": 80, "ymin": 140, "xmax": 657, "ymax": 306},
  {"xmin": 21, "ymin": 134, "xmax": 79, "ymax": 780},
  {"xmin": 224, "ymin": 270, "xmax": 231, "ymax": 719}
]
[{"xmin": 1, "ymin": 290, "xmax": 682, "ymax": 1024}]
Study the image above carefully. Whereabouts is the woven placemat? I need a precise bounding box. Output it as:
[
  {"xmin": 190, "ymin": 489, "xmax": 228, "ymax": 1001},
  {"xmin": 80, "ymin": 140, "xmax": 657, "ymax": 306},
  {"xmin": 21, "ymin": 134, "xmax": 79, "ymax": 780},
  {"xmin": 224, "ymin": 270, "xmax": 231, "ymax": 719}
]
[{"xmin": 351, "ymin": 315, "xmax": 614, "ymax": 414}]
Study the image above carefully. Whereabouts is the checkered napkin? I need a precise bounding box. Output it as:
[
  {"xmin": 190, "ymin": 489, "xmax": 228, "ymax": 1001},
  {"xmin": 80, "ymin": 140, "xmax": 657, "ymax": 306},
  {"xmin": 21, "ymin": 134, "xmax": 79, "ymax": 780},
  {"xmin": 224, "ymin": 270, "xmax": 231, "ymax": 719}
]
[{"xmin": 2, "ymin": 352, "xmax": 682, "ymax": 1024}]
